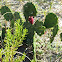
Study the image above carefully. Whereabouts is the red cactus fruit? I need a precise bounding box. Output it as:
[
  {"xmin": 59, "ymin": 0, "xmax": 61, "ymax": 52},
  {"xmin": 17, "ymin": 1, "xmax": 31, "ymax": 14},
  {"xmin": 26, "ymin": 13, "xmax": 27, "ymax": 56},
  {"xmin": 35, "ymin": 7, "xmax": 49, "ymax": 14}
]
[{"xmin": 28, "ymin": 16, "xmax": 34, "ymax": 24}]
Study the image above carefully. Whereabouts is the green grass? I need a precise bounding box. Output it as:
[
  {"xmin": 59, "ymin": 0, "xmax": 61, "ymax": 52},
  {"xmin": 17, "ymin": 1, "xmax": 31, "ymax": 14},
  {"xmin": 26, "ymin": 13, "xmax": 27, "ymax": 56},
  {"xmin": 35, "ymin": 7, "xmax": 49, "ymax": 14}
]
[
  {"xmin": 0, "ymin": 31, "xmax": 2, "ymax": 36},
  {"xmin": 0, "ymin": 23, "xmax": 1, "ymax": 26}
]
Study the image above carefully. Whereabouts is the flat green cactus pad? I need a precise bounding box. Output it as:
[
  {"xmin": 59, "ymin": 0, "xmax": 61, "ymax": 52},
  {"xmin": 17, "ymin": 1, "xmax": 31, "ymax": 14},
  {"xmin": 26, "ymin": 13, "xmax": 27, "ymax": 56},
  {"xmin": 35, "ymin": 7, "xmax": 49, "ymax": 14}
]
[
  {"xmin": 34, "ymin": 21, "xmax": 45, "ymax": 36},
  {"xmin": 23, "ymin": 21, "xmax": 34, "ymax": 45},
  {"xmin": 14, "ymin": 12, "xmax": 20, "ymax": 20},
  {"xmin": 1, "ymin": 6, "xmax": 11, "ymax": 15},
  {"xmin": 4, "ymin": 13, "xmax": 13, "ymax": 21},
  {"xmin": 11, "ymin": 19, "xmax": 14, "ymax": 28},
  {"xmin": 44, "ymin": 13, "xmax": 58, "ymax": 28},
  {"xmin": 53, "ymin": 25, "xmax": 59, "ymax": 37},
  {"xmin": 1, "ymin": 6, "xmax": 13, "ymax": 21},
  {"xmin": 2, "ymin": 28, "xmax": 6, "ymax": 39},
  {"xmin": 23, "ymin": 2, "xmax": 37, "ymax": 21},
  {"xmin": 50, "ymin": 25, "xmax": 59, "ymax": 43},
  {"xmin": 23, "ymin": 20, "xmax": 46, "ymax": 45}
]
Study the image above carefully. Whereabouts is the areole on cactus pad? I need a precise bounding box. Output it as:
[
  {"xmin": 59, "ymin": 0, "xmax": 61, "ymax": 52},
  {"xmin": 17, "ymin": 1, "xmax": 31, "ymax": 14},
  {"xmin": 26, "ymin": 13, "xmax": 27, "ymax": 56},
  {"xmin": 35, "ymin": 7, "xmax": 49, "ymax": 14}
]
[{"xmin": 44, "ymin": 13, "xmax": 58, "ymax": 28}]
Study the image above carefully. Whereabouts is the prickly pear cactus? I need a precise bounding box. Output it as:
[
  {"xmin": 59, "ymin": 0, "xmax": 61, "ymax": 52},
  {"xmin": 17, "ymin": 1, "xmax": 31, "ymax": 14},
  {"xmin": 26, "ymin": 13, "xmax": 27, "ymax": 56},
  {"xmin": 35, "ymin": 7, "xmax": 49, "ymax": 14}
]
[
  {"xmin": 34, "ymin": 20, "xmax": 45, "ymax": 36},
  {"xmin": 11, "ymin": 19, "xmax": 14, "ymax": 28},
  {"xmin": 23, "ymin": 2, "xmax": 37, "ymax": 21},
  {"xmin": 2, "ymin": 28, "xmax": 6, "ymax": 39},
  {"xmin": 1, "ymin": 6, "xmax": 13, "ymax": 21},
  {"xmin": 4, "ymin": 13, "xmax": 13, "ymax": 21},
  {"xmin": 23, "ymin": 20, "xmax": 45, "ymax": 45},
  {"xmin": 44, "ymin": 13, "xmax": 58, "ymax": 28},
  {"xmin": 14, "ymin": 12, "xmax": 21, "ymax": 20},
  {"xmin": 1, "ymin": 6, "xmax": 11, "ymax": 15},
  {"xmin": 23, "ymin": 2, "xmax": 46, "ymax": 45},
  {"xmin": 10, "ymin": 12, "xmax": 21, "ymax": 28},
  {"xmin": 52, "ymin": 25, "xmax": 59, "ymax": 37},
  {"xmin": 23, "ymin": 21, "xmax": 34, "ymax": 45},
  {"xmin": 50, "ymin": 25, "xmax": 59, "ymax": 43}
]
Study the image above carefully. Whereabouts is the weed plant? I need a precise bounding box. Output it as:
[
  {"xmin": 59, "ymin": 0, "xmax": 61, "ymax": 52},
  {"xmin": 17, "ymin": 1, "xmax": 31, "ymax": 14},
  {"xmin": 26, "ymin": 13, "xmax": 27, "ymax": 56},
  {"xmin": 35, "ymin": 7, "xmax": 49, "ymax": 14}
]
[{"xmin": 0, "ymin": 19, "xmax": 28, "ymax": 62}]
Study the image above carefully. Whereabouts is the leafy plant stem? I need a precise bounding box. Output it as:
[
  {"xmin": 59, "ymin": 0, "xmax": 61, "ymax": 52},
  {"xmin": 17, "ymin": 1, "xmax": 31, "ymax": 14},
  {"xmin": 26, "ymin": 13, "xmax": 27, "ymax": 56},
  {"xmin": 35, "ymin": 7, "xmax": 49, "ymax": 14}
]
[
  {"xmin": 11, "ymin": 47, "xmax": 13, "ymax": 62},
  {"xmin": 33, "ymin": 32, "xmax": 37, "ymax": 62}
]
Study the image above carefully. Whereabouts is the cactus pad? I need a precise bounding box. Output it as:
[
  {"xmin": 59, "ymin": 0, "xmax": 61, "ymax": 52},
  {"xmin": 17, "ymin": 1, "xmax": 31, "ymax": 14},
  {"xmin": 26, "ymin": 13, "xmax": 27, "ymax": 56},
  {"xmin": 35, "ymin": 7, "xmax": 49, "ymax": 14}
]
[
  {"xmin": 34, "ymin": 20, "xmax": 45, "ymax": 36},
  {"xmin": 11, "ymin": 19, "xmax": 14, "ymax": 28},
  {"xmin": 1, "ymin": 6, "xmax": 11, "ymax": 15},
  {"xmin": 4, "ymin": 13, "xmax": 13, "ymax": 21},
  {"xmin": 23, "ymin": 20, "xmax": 46, "ymax": 45},
  {"xmin": 1, "ymin": 6, "xmax": 13, "ymax": 21},
  {"xmin": 44, "ymin": 13, "xmax": 58, "ymax": 28},
  {"xmin": 2, "ymin": 28, "xmax": 6, "ymax": 39},
  {"xmin": 52, "ymin": 25, "xmax": 59, "ymax": 37},
  {"xmin": 14, "ymin": 12, "xmax": 20, "ymax": 20},
  {"xmin": 23, "ymin": 2, "xmax": 37, "ymax": 21},
  {"xmin": 50, "ymin": 25, "xmax": 59, "ymax": 43}
]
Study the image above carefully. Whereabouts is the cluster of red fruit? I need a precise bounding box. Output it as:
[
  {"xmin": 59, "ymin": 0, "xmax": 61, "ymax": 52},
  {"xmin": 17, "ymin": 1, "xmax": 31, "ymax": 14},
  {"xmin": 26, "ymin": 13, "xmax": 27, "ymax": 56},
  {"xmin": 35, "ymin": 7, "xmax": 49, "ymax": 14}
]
[{"xmin": 28, "ymin": 16, "xmax": 34, "ymax": 24}]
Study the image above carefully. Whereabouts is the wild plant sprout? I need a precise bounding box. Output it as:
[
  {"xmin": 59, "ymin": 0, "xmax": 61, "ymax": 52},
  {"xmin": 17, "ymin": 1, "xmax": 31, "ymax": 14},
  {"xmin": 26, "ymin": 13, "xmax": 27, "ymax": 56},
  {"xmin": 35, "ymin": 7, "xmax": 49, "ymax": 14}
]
[{"xmin": 0, "ymin": 19, "xmax": 28, "ymax": 62}]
